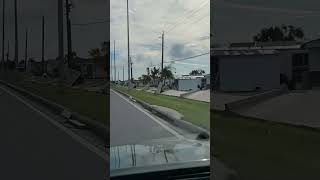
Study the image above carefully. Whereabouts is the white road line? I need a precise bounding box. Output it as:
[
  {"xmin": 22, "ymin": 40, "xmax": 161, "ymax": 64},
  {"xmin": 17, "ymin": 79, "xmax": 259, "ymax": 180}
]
[
  {"xmin": 111, "ymin": 89, "xmax": 184, "ymax": 140},
  {"xmin": 0, "ymin": 85, "xmax": 108, "ymax": 161}
]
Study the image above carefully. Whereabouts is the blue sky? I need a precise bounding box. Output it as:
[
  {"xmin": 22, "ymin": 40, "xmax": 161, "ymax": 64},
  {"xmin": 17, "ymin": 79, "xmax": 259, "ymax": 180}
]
[{"xmin": 110, "ymin": 0, "xmax": 210, "ymax": 80}]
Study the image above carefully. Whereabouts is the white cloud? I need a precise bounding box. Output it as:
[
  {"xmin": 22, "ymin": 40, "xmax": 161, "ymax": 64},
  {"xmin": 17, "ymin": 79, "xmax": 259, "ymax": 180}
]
[{"xmin": 110, "ymin": 0, "xmax": 210, "ymax": 80}]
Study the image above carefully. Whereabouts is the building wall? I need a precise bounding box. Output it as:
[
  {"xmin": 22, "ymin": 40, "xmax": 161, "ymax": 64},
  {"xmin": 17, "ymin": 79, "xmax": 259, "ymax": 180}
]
[
  {"xmin": 308, "ymin": 48, "xmax": 320, "ymax": 72},
  {"xmin": 219, "ymin": 55, "xmax": 281, "ymax": 91},
  {"xmin": 278, "ymin": 52, "xmax": 293, "ymax": 81},
  {"xmin": 177, "ymin": 78, "xmax": 202, "ymax": 91}
]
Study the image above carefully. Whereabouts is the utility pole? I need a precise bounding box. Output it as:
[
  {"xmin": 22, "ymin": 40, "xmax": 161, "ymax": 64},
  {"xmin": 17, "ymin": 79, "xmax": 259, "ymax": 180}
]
[
  {"xmin": 24, "ymin": 29, "xmax": 27, "ymax": 72},
  {"xmin": 110, "ymin": 54, "xmax": 112, "ymax": 81},
  {"xmin": 58, "ymin": 0, "xmax": 64, "ymax": 60},
  {"xmin": 114, "ymin": 40, "xmax": 116, "ymax": 83},
  {"xmin": 161, "ymin": 31, "xmax": 164, "ymax": 80},
  {"xmin": 14, "ymin": 0, "xmax": 18, "ymax": 67},
  {"xmin": 123, "ymin": 65, "xmax": 124, "ymax": 82},
  {"xmin": 1, "ymin": 0, "xmax": 5, "ymax": 70},
  {"xmin": 6, "ymin": 40, "xmax": 8, "ymax": 64},
  {"xmin": 130, "ymin": 56, "xmax": 133, "ymax": 81},
  {"xmin": 42, "ymin": 16, "xmax": 45, "ymax": 74},
  {"xmin": 126, "ymin": 0, "xmax": 130, "ymax": 83},
  {"xmin": 65, "ymin": 0, "xmax": 72, "ymax": 68}
]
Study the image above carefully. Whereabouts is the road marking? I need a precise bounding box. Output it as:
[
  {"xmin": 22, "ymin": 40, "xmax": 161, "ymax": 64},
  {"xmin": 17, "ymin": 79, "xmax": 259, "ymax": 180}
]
[
  {"xmin": 0, "ymin": 85, "xmax": 108, "ymax": 161},
  {"xmin": 111, "ymin": 89, "xmax": 184, "ymax": 140}
]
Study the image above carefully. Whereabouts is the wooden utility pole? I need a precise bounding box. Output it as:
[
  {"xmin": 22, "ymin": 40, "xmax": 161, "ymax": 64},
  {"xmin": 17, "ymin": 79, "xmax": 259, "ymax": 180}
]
[
  {"xmin": 65, "ymin": 0, "xmax": 72, "ymax": 68},
  {"xmin": 130, "ymin": 56, "xmax": 133, "ymax": 81},
  {"xmin": 6, "ymin": 40, "xmax": 8, "ymax": 63},
  {"xmin": 110, "ymin": 53, "xmax": 112, "ymax": 81},
  {"xmin": 14, "ymin": 0, "xmax": 18, "ymax": 66},
  {"xmin": 42, "ymin": 16, "xmax": 45, "ymax": 74},
  {"xmin": 58, "ymin": 0, "xmax": 64, "ymax": 60},
  {"xmin": 161, "ymin": 31, "xmax": 164, "ymax": 80},
  {"xmin": 126, "ymin": 0, "xmax": 130, "ymax": 82},
  {"xmin": 24, "ymin": 29, "xmax": 27, "ymax": 72},
  {"xmin": 1, "ymin": 0, "xmax": 5, "ymax": 69},
  {"xmin": 114, "ymin": 40, "xmax": 116, "ymax": 83}
]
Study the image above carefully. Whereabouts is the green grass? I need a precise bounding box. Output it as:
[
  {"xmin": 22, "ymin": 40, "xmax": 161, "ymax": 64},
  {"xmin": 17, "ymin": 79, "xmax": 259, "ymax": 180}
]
[
  {"xmin": 0, "ymin": 72, "xmax": 107, "ymax": 124},
  {"xmin": 213, "ymin": 110, "xmax": 320, "ymax": 180},
  {"xmin": 114, "ymin": 86, "xmax": 209, "ymax": 129}
]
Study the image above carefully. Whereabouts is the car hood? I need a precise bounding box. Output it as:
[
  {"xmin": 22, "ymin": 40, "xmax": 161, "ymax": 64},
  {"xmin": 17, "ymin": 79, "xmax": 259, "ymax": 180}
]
[{"xmin": 110, "ymin": 138, "xmax": 210, "ymax": 175}]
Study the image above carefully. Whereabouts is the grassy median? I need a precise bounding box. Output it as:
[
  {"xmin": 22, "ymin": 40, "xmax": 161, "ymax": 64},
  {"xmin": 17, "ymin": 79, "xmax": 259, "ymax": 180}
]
[
  {"xmin": 114, "ymin": 86, "xmax": 210, "ymax": 129},
  {"xmin": 0, "ymin": 72, "xmax": 107, "ymax": 124},
  {"xmin": 213, "ymin": 110, "xmax": 320, "ymax": 180}
]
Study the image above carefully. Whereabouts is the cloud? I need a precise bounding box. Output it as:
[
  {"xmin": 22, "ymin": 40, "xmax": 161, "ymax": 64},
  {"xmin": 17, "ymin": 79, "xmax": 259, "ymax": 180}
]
[
  {"xmin": 111, "ymin": 0, "xmax": 209, "ymax": 79},
  {"xmin": 169, "ymin": 43, "xmax": 195, "ymax": 59}
]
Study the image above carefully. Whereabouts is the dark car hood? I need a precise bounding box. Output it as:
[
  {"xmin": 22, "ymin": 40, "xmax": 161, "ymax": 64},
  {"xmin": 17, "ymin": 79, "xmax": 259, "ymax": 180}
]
[{"xmin": 110, "ymin": 138, "xmax": 210, "ymax": 176}]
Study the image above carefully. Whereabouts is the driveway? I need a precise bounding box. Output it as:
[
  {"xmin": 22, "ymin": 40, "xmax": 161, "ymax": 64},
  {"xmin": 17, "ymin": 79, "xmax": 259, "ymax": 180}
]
[{"xmin": 236, "ymin": 90, "xmax": 320, "ymax": 128}]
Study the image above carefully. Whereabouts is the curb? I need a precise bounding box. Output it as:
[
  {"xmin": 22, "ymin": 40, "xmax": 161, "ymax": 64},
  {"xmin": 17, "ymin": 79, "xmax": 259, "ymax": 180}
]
[
  {"xmin": 225, "ymin": 88, "xmax": 289, "ymax": 112},
  {"xmin": 0, "ymin": 80, "xmax": 108, "ymax": 140},
  {"xmin": 113, "ymin": 87, "xmax": 209, "ymax": 135}
]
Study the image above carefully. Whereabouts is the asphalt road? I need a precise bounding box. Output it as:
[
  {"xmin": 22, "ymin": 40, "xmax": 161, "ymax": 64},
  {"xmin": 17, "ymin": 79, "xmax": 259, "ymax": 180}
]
[
  {"xmin": 0, "ymin": 85, "xmax": 107, "ymax": 180},
  {"xmin": 110, "ymin": 90, "xmax": 179, "ymax": 146}
]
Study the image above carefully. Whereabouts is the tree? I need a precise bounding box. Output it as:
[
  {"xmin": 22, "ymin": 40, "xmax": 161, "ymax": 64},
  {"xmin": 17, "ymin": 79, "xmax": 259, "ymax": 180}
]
[
  {"xmin": 141, "ymin": 74, "xmax": 151, "ymax": 84},
  {"xmin": 189, "ymin": 69, "xmax": 205, "ymax": 76},
  {"xmin": 161, "ymin": 65, "xmax": 174, "ymax": 79},
  {"xmin": 88, "ymin": 48, "xmax": 102, "ymax": 59},
  {"xmin": 253, "ymin": 25, "xmax": 305, "ymax": 42},
  {"xmin": 150, "ymin": 67, "xmax": 160, "ymax": 80}
]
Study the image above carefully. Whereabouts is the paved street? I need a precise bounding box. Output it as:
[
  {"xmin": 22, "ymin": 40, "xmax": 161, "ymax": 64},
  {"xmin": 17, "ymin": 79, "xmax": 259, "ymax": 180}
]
[
  {"xmin": 110, "ymin": 89, "xmax": 179, "ymax": 146},
  {"xmin": 0, "ymin": 85, "xmax": 107, "ymax": 180}
]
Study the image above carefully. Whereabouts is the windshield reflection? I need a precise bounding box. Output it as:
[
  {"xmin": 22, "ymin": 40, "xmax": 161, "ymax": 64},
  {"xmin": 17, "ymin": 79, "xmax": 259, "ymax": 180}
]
[{"xmin": 110, "ymin": 141, "xmax": 209, "ymax": 170}]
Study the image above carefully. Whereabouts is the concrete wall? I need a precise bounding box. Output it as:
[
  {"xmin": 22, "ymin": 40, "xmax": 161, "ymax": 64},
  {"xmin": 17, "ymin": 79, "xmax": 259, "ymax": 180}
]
[{"xmin": 219, "ymin": 55, "xmax": 281, "ymax": 91}]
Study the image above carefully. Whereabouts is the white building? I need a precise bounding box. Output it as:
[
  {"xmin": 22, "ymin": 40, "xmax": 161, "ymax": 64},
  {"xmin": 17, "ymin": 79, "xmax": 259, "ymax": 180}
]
[
  {"xmin": 212, "ymin": 41, "xmax": 314, "ymax": 92},
  {"xmin": 175, "ymin": 75, "xmax": 206, "ymax": 91}
]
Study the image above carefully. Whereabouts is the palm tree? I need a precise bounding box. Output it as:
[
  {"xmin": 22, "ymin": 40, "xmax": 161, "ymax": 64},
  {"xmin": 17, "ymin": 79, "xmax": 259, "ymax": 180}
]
[{"xmin": 161, "ymin": 65, "xmax": 174, "ymax": 80}]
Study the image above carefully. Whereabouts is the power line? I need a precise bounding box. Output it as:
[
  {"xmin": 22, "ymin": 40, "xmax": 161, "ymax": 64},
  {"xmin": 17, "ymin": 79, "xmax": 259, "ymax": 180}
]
[
  {"xmin": 165, "ymin": 52, "xmax": 209, "ymax": 63},
  {"xmin": 165, "ymin": 1, "xmax": 209, "ymax": 33},
  {"xmin": 72, "ymin": 19, "xmax": 109, "ymax": 26},
  {"xmin": 163, "ymin": 0, "xmax": 208, "ymax": 31},
  {"xmin": 148, "ymin": 52, "xmax": 209, "ymax": 68}
]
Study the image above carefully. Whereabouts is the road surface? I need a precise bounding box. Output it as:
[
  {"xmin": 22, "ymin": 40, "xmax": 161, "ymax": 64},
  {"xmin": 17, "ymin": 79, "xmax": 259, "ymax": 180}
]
[
  {"xmin": 0, "ymin": 85, "xmax": 107, "ymax": 180},
  {"xmin": 110, "ymin": 89, "xmax": 179, "ymax": 146}
]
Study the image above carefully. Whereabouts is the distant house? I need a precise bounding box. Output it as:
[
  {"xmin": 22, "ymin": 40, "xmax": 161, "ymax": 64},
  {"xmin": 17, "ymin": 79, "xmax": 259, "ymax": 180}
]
[
  {"xmin": 74, "ymin": 57, "xmax": 107, "ymax": 79},
  {"xmin": 212, "ymin": 40, "xmax": 317, "ymax": 92},
  {"xmin": 302, "ymin": 39, "xmax": 320, "ymax": 86},
  {"xmin": 175, "ymin": 75, "xmax": 206, "ymax": 91}
]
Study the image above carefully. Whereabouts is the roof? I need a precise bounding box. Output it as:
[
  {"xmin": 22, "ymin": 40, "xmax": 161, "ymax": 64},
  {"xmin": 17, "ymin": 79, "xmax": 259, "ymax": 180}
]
[
  {"xmin": 213, "ymin": 49, "xmax": 279, "ymax": 56},
  {"xmin": 302, "ymin": 38, "xmax": 320, "ymax": 48},
  {"xmin": 177, "ymin": 75, "xmax": 205, "ymax": 80},
  {"xmin": 227, "ymin": 41, "xmax": 303, "ymax": 50}
]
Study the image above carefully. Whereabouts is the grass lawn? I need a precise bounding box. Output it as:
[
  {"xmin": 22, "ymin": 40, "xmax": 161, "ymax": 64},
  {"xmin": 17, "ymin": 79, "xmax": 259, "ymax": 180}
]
[
  {"xmin": 213, "ymin": 110, "xmax": 320, "ymax": 180},
  {"xmin": 0, "ymin": 72, "xmax": 107, "ymax": 125},
  {"xmin": 114, "ymin": 86, "xmax": 210, "ymax": 129}
]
